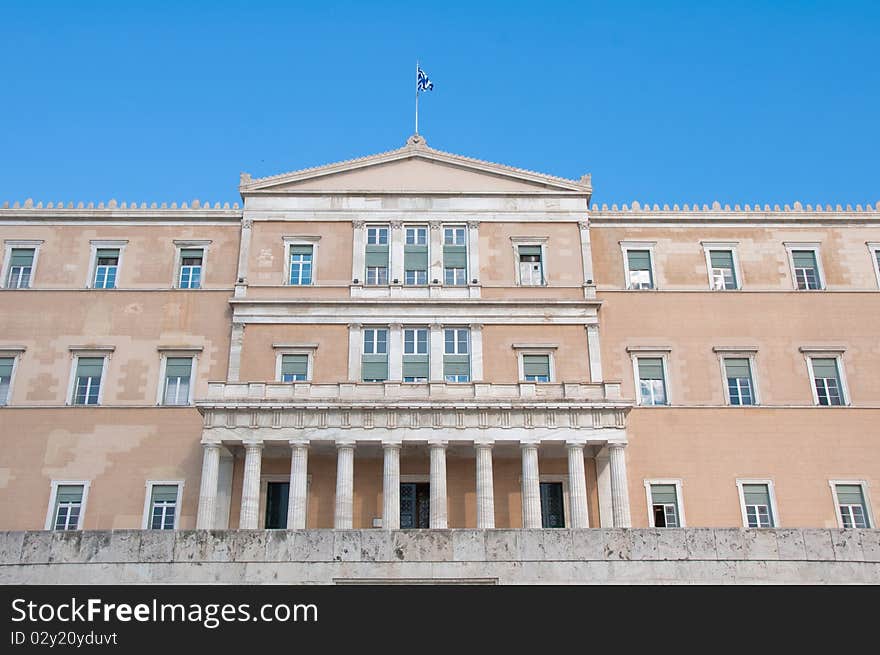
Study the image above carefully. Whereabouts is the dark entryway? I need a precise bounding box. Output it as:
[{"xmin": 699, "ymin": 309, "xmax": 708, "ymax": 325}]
[
  {"xmin": 540, "ymin": 482, "xmax": 565, "ymax": 528},
  {"xmin": 400, "ymin": 482, "xmax": 430, "ymax": 528},
  {"xmin": 265, "ymin": 481, "xmax": 289, "ymax": 529}
]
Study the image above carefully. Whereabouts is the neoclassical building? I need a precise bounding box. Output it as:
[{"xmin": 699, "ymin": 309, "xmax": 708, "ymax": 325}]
[{"xmin": 1, "ymin": 135, "xmax": 878, "ymax": 537}]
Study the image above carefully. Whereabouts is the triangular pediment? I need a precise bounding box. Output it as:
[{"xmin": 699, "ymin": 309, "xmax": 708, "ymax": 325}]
[{"xmin": 241, "ymin": 138, "xmax": 590, "ymax": 195}]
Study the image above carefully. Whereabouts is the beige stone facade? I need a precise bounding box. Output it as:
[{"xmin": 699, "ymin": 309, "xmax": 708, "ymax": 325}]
[{"xmin": 1, "ymin": 136, "xmax": 878, "ymax": 540}]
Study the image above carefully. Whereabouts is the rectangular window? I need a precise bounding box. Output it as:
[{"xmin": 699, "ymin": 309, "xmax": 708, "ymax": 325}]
[
  {"xmin": 404, "ymin": 226, "xmax": 428, "ymax": 285},
  {"xmin": 162, "ymin": 357, "xmax": 193, "ymax": 405},
  {"xmin": 367, "ymin": 226, "xmax": 389, "ymax": 245},
  {"xmin": 178, "ymin": 249, "xmax": 203, "ymax": 289},
  {"xmin": 874, "ymin": 249, "xmax": 880, "ymax": 285},
  {"xmin": 811, "ymin": 357, "xmax": 843, "ymax": 406},
  {"xmin": 724, "ymin": 357, "xmax": 754, "ymax": 405},
  {"xmin": 443, "ymin": 226, "xmax": 467, "ymax": 286},
  {"xmin": 0, "ymin": 357, "xmax": 12, "ymax": 405},
  {"xmin": 362, "ymin": 328, "xmax": 389, "ymax": 382},
  {"xmin": 281, "ymin": 354, "xmax": 309, "ymax": 382},
  {"xmin": 835, "ymin": 484, "xmax": 870, "ymax": 528},
  {"xmin": 741, "ymin": 483, "xmax": 775, "ymax": 527},
  {"xmin": 53, "ymin": 484, "xmax": 84, "ymax": 530},
  {"xmin": 6, "ymin": 248, "xmax": 35, "ymax": 289},
  {"xmin": 792, "ymin": 250, "xmax": 821, "ymax": 290},
  {"xmin": 148, "ymin": 484, "xmax": 179, "ymax": 530},
  {"xmin": 522, "ymin": 354, "xmax": 550, "ymax": 382},
  {"xmin": 443, "ymin": 328, "xmax": 470, "ymax": 382},
  {"xmin": 709, "ymin": 250, "xmax": 737, "ymax": 290},
  {"xmin": 626, "ymin": 250, "xmax": 654, "ymax": 289},
  {"xmin": 93, "ymin": 249, "xmax": 120, "ymax": 289},
  {"xmin": 288, "ymin": 245, "xmax": 313, "ymax": 285},
  {"xmin": 518, "ymin": 245, "xmax": 544, "ymax": 286},
  {"xmin": 365, "ymin": 226, "xmax": 389, "ymax": 285},
  {"xmin": 637, "ymin": 357, "xmax": 667, "ymax": 406},
  {"xmin": 650, "ymin": 484, "xmax": 680, "ymax": 528},
  {"xmin": 403, "ymin": 328, "xmax": 429, "ymax": 382},
  {"xmin": 73, "ymin": 357, "xmax": 104, "ymax": 405},
  {"xmin": 366, "ymin": 266, "xmax": 388, "ymax": 285}
]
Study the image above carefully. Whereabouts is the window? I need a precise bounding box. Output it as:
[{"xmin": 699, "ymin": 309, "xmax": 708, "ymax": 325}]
[
  {"xmin": 443, "ymin": 226, "xmax": 467, "ymax": 286},
  {"xmin": 443, "ymin": 328, "xmax": 470, "ymax": 382},
  {"xmin": 93, "ymin": 248, "xmax": 120, "ymax": 289},
  {"xmin": 281, "ymin": 354, "xmax": 309, "ymax": 382},
  {"xmin": 0, "ymin": 357, "xmax": 13, "ymax": 405},
  {"xmin": 367, "ymin": 226, "xmax": 389, "ymax": 245},
  {"xmin": 365, "ymin": 226, "xmax": 389, "ymax": 285},
  {"xmin": 404, "ymin": 226, "xmax": 428, "ymax": 286},
  {"xmin": 147, "ymin": 484, "xmax": 180, "ymax": 530},
  {"xmin": 810, "ymin": 357, "xmax": 844, "ymax": 406},
  {"xmin": 5, "ymin": 248, "xmax": 35, "ymax": 289},
  {"xmin": 708, "ymin": 250, "xmax": 737, "ymax": 290},
  {"xmin": 625, "ymin": 249, "xmax": 654, "ymax": 289},
  {"xmin": 647, "ymin": 483, "xmax": 682, "ymax": 528},
  {"xmin": 72, "ymin": 357, "xmax": 104, "ymax": 405},
  {"xmin": 738, "ymin": 482, "xmax": 776, "ymax": 528},
  {"xmin": 178, "ymin": 249, "xmax": 203, "ymax": 289},
  {"xmin": 869, "ymin": 243, "xmax": 880, "ymax": 289},
  {"xmin": 522, "ymin": 354, "xmax": 551, "ymax": 382},
  {"xmin": 162, "ymin": 357, "xmax": 193, "ymax": 405},
  {"xmin": 517, "ymin": 245, "xmax": 544, "ymax": 286},
  {"xmin": 362, "ymin": 328, "xmax": 389, "ymax": 382},
  {"xmin": 540, "ymin": 482, "xmax": 565, "ymax": 528},
  {"xmin": 403, "ymin": 328, "xmax": 429, "ymax": 382},
  {"xmin": 790, "ymin": 249, "xmax": 822, "ymax": 290},
  {"xmin": 833, "ymin": 483, "xmax": 872, "ymax": 529},
  {"xmin": 636, "ymin": 357, "xmax": 667, "ymax": 405},
  {"xmin": 288, "ymin": 245, "xmax": 313, "ymax": 285},
  {"xmin": 51, "ymin": 484, "xmax": 85, "ymax": 530},
  {"xmin": 724, "ymin": 357, "xmax": 755, "ymax": 405}
]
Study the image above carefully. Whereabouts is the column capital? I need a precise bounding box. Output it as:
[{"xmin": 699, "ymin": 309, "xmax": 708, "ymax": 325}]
[
  {"xmin": 348, "ymin": 322, "xmax": 363, "ymax": 330},
  {"xmin": 390, "ymin": 220, "xmax": 403, "ymax": 230},
  {"xmin": 565, "ymin": 441, "xmax": 587, "ymax": 451},
  {"xmin": 381, "ymin": 440, "xmax": 402, "ymax": 450},
  {"xmin": 352, "ymin": 220, "xmax": 366, "ymax": 229},
  {"xmin": 202, "ymin": 442, "xmax": 222, "ymax": 451},
  {"xmin": 336, "ymin": 440, "xmax": 356, "ymax": 450},
  {"xmin": 389, "ymin": 322, "xmax": 403, "ymax": 330},
  {"xmin": 288, "ymin": 439, "xmax": 309, "ymax": 450},
  {"xmin": 243, "ymin": 441, "xmax": 263, "ymax": 452},
  {"xmin": 469, "ymin": 322, "xmax": 483, "ymax": 331},
  {"xmin": 429, "ymin": 220, "xmax": 442, "ymax": 230},
  {"xmin": 519, "ymin": 442, "xmax": 539, "ymax": 451},
  {"xmin": 429, "ymin": 322, "xmax": 443, "ymax": 331},
  {"xmin": 466, "ymin": 220, "xmax": 480, "ymax": 229},
  {"xmin": 428, "ymin": 439, "xmax": 448, "ymax": 449},
  {"xmin": 474, "ymin": 441, "xmax": 494, "ymax": 451},
  {"xmin": 607, "ymin": 441, "xmax": 627, "ymax": 451},
  {"xmin": 578, "ymin": 220, "xmax": 590, "ymax": 231}
]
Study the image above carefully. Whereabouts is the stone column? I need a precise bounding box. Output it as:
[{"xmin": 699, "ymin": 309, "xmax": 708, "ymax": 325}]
[
  {"xmin": 239, "ymin": 442, "xmax": 263, "ymax": 529},
  {"xmin": 352, "ymin": 220, "xmax": 366, "ymax": 283},
  {"xmin": 382, "ymin": 443, "xmax": 401, "ymax": 530},
  {"xmin": 475, "ymin": 443, "xmax": 495, "ymax": 529},
  {"xmin": 466, "ymin": 220, "xmax": 480, "ymax": 284},
  {"xmin": 428, "ymin": 220, "xmax": 443, "ymax": 284},
  {"xmin": 469, "ymin": 323, "xmax": 484, "ymax": 382},
  {"xmin": 429, "ymin": 441, "xmax": 448, "ymax": 528},
  {"xmin": 347, "ymin": 323, "xmax": 362, "ymax": 382},
  {"xmin": 334, "ymin": 442, "xmax": 355, "ymax": 529},
  {"xmin": 388, "ymin": 323, "xmax": 403, "ymax": 381},
  {"xmin": 287, "ymin": 441, "xmax": 309, "ymax": 529},
  {"xmin": 196, "ymin": 443, "xmax": 221, "ymax": 529},
  {"xmin": 390, "ymin": 220, "xmax": 404, "ymax": 284},
  {"xmin": 608, "ymin": 443, "xmax": 632, "ymax": 528},
  {"xmin": 566, "ymin": 442, "xmax": 590, "ymax": 528},
  {"xmin": 585, "ymin": 324, "xmax": 603, "ymax": 383},
  {"xmin": 521, "ymin": 444, "xmax": 542, "ymax": 529},
  {"xmin": 227, "ymin": 323, "xmax": 245, "ymax": 382},
  {"xmin": 578, "ymin": 219, "xmax": 596, "ymax": 298},
  {"xmin": 429, "ymin": 323, "xmax": 444, "ymax": 381}
]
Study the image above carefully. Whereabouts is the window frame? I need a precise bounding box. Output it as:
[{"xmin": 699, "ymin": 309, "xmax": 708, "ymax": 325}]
[
  {"xmin": 867, "ymin": 242, "xmax": 880, "ymax": 290},
  {"xmin": 714, "ymin": 348, "xmax": 760, "ymax": 406},
  {"xmin": 171, "ymin": 240, "xmax": 211, "ymax": 289},
  {"xmin": 643, "ymin": 479, "xmax": 686, "ymax": 528},
  {"xmin": 66, "ymin": 350, "xmax": 112, "ymax": 406},
  {"xmin": 735, "ymin": 479, "xmax": 780, "ymax": 528},
  {"xmin": 620, "ymin": 241, "xmax": 657, "ymax": 290},
  {"xmin": 802, "ymin": 350, "xmax": 850, "ymax": 406},
  {"xmin": 156, "ymin": 350, "xmax": 200, "ymax": 405},
  {"xmin": 629, "ymin": 349, "xmax": 671, "ymax": 406},
  {"xmin": 1, "ymin": 240, "xmax": 43, "ymax": 289},
  {"xmin": 86, "ymin": 240, "xmax": 128, "ymax": 289},
  {"xmin": 45, "ymin": 480, "xmax": 91, "ymax": 531},
  {"xmin": 784, "ymin": 242, "xmax": 825, "ymax": 291},
  {"xmin": 283, "ymin": 236, "xmax": 321, "ymax": 286},
  {"xmin": 0, "ymin": 347, "xmax": 24, "ymax": 406},
  {"xmin": 829, "ymin": 480, "xmax": 874, "ymax": 529},
  {"xmin": 141, "ymin": 480, "xmax": 184, "ymax": 530},
  {"xmin": 510, "ymin": 237, "xmax": 549, "ymax": 287},
  {"xmin": 701, "ymin": 241, "xmax": 743, "ymax": 290},
  {"xmin": 513, "ymin": 344, "xmax": 557, "ymax": 383},
  {"xmin": 273, "ymin": 344, "xmax": 318, "ymax": 383}
]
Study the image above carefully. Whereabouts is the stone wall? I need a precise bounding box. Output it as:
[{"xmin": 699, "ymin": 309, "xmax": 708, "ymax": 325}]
[{"xmin": 1, "ymin": 529, "xmax": 878, "ymax": 584}]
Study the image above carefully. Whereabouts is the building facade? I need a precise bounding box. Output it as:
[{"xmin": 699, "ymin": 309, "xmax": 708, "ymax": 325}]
[{"xmin": 1, "ymin": 135, "xmax": 879, "ymax": 538}]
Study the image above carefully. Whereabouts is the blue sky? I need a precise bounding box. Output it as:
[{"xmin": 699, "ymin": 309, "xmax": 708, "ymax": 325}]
[{"xmin": 1, "ymin": 1, "xmax": 877, "ymax": 206}]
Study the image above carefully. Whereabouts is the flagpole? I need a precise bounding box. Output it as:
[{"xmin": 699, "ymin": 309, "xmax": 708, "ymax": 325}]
[{"xmin": 414, "ymin": 59, "xmax": 419, "ymax": 135}]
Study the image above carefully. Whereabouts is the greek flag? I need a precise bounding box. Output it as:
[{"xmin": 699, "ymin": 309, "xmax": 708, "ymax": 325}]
[{"xmin": 417, "ymin": 67, "xmax": 433, "ymax": 92}]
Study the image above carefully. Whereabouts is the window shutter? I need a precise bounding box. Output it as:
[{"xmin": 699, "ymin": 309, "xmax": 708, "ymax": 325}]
[
  {"xmin": 443, "ymin": 355, "xmax": 470, "ymax": 377},
  {"xmin": 792, "ymin": 250, "xmax": 817, "ymax": 268},
  {"xmin": 627, "ymin": 250, "xmax": 651, "ymax": 271},
  {"xmin": 404, "ymin": 245, "xmax": 428, "ymax": 270},
  {"xmin": 836, "ymin": 484, "xmax": 865, "ymax": 506},
  {"xmin": 522, "ymin": 354, "xmax": 550, "ymax": 377},
  {"xmin": 365, "ymin": 244, "xmax": 389, "ymax": 267},
  {"xmin": 724, "ymin": 358, "xmax": 751, "ymax": 378},
  {"xmin": 76, "ymin": 357, "xmax": 104, "ymax": 377},
  {"xmin": 289, "ymin": 244, "xmax": 313, "ymax": 256},
  {"xmin": 709, "ymin": 250, "xmax": 734, "ymax": 269},
  {"xmin": 96, "ymin": 248, "xmax": 119, "ymax": 259},
  {"xmin": 56, "ymin": 485, "xmax": 84, "ymax": 503},
  {"xmin": 151, "ymin": 485, "xmax": 178, "ymax": 503},
  {"xmin": 811, "ymin": 358, "xmax": 839, "ymax": 379},
  {"xmin": 165, "ymin": 357, "xmax": 192, "ymax": 378},
  {"xmin": 281, "ymin": 354, "xmax": 308, "ymax": 377},
  {"xmin": 0, "ymin": 357, "xmax": 12, "ymax": 378},
  {"xmin": 443, "ymin": 245, "xmax": 467, "ymax": 268},
  {"xmin": 742, "ymin": 484, "xmax": 771, "ymax": 507},
  {"xmin": 10, "ymin": 248, "xmax": 35, "ymax": 266},
  {"xmin": 402, "ymin": 355, "xmax": 429, "ymax": 379},
  {"xmin": 361, "ymin": 355, "xmax": 388, "ymax": 381},
  {"xmin": 180, "ymin": 248, "xmax": 203, "ymax": 259},
  {"xmin": 638, "ymin": 358, "xmax": 664, "ymax": 380},
  {"xmin": 651, "ymin": 484, "xmax": 677, "ymax": 505},
  {"xmin": 518, "ymin": 245, "xmax": 542, "ymax": 257}
]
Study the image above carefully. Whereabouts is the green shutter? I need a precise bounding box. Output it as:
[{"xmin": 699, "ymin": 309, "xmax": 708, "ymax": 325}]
[
  {"xmin": 811, "ymin": 358, "xmax": 839, "ymax": 379},
  {"xmin": 443, "ymin": 354, "xmax": 470, "ymax": 377},
  {"xmin": 151, "ymin": 485, "xmax": 178, "ymax": 503},
  {"xmin": 180, "ymin": 248, "xmax": 203, "ymax": 259},
  {"xmin": 836, "ymin": 484, "xmax": 865, "ymax": 506},
  {"xmin": 57, "ymin": 485, "xmax": 83, "ymax": 503},
  {"xmin": 289, "ymin": 244, "xmax": 313, "ymax": 256},
  {"xmin": 523, "ymin": 354, "xmax": 550, "ymax": 377},
  {"xmin": 404, "ymin": 245, "xmax": 428, "ymax": 270},
  {"xmin": 361, "ymin": 355, "xmax": 388, "ymax": 381},
  {"xmin": 443, "ymin": 245, "xmax": 467, "ymax": 268},
  {"xmin": 402, "ymin": 355, "xmax": 429, "ymax": 379},
  {"xmin": 638, "ymin": 357, "xmax": 664, "ymax": 380},
  {"xmin": 709, "ymin": 250, "xmax": 734, "ymax": 269},
  {"xmin": 742, "ymin": 484, "xmax": 770, "ymax": 507},
  {"xmin": 651, "ymin": 484, "xmax": 677, "ymax": 505},
  {"xmin": 165, "ymin": 357, "xmax": 192, "ymax": 378},
  {"xmin": 9, "ymin": 248, "xmax": 34, "ymax": 266},
  {"xmin": 96, "ymin": 248, "xmax": 119, "ymax": 259},
  {"xmin": 0, "ymin": 357, "xmax": 12, "ymax": 378},
  {"xmin": 76, "ymin": 357, "xmax": 104, "ymax": 377},
  {"xmin": 724, "ymin": 358, "xmax": 751, "ymax": 379},
  {"xmin": 627, "ymin": 250, "xmax": 651, "ymax": 271},
  {"xmin": 281, "ymin": 354, "xmax": 308, "ymax": 377},
  {"xmin": 792, "ymin": 250, "xmax": 817, "ymax": 268},
  {"xmin": 518, "ymin": 245, "xmax": 542, "ymax": 257},
  {"xmin": 365, "ymin": 245, "xmax": 389, "ymax": 267}
]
